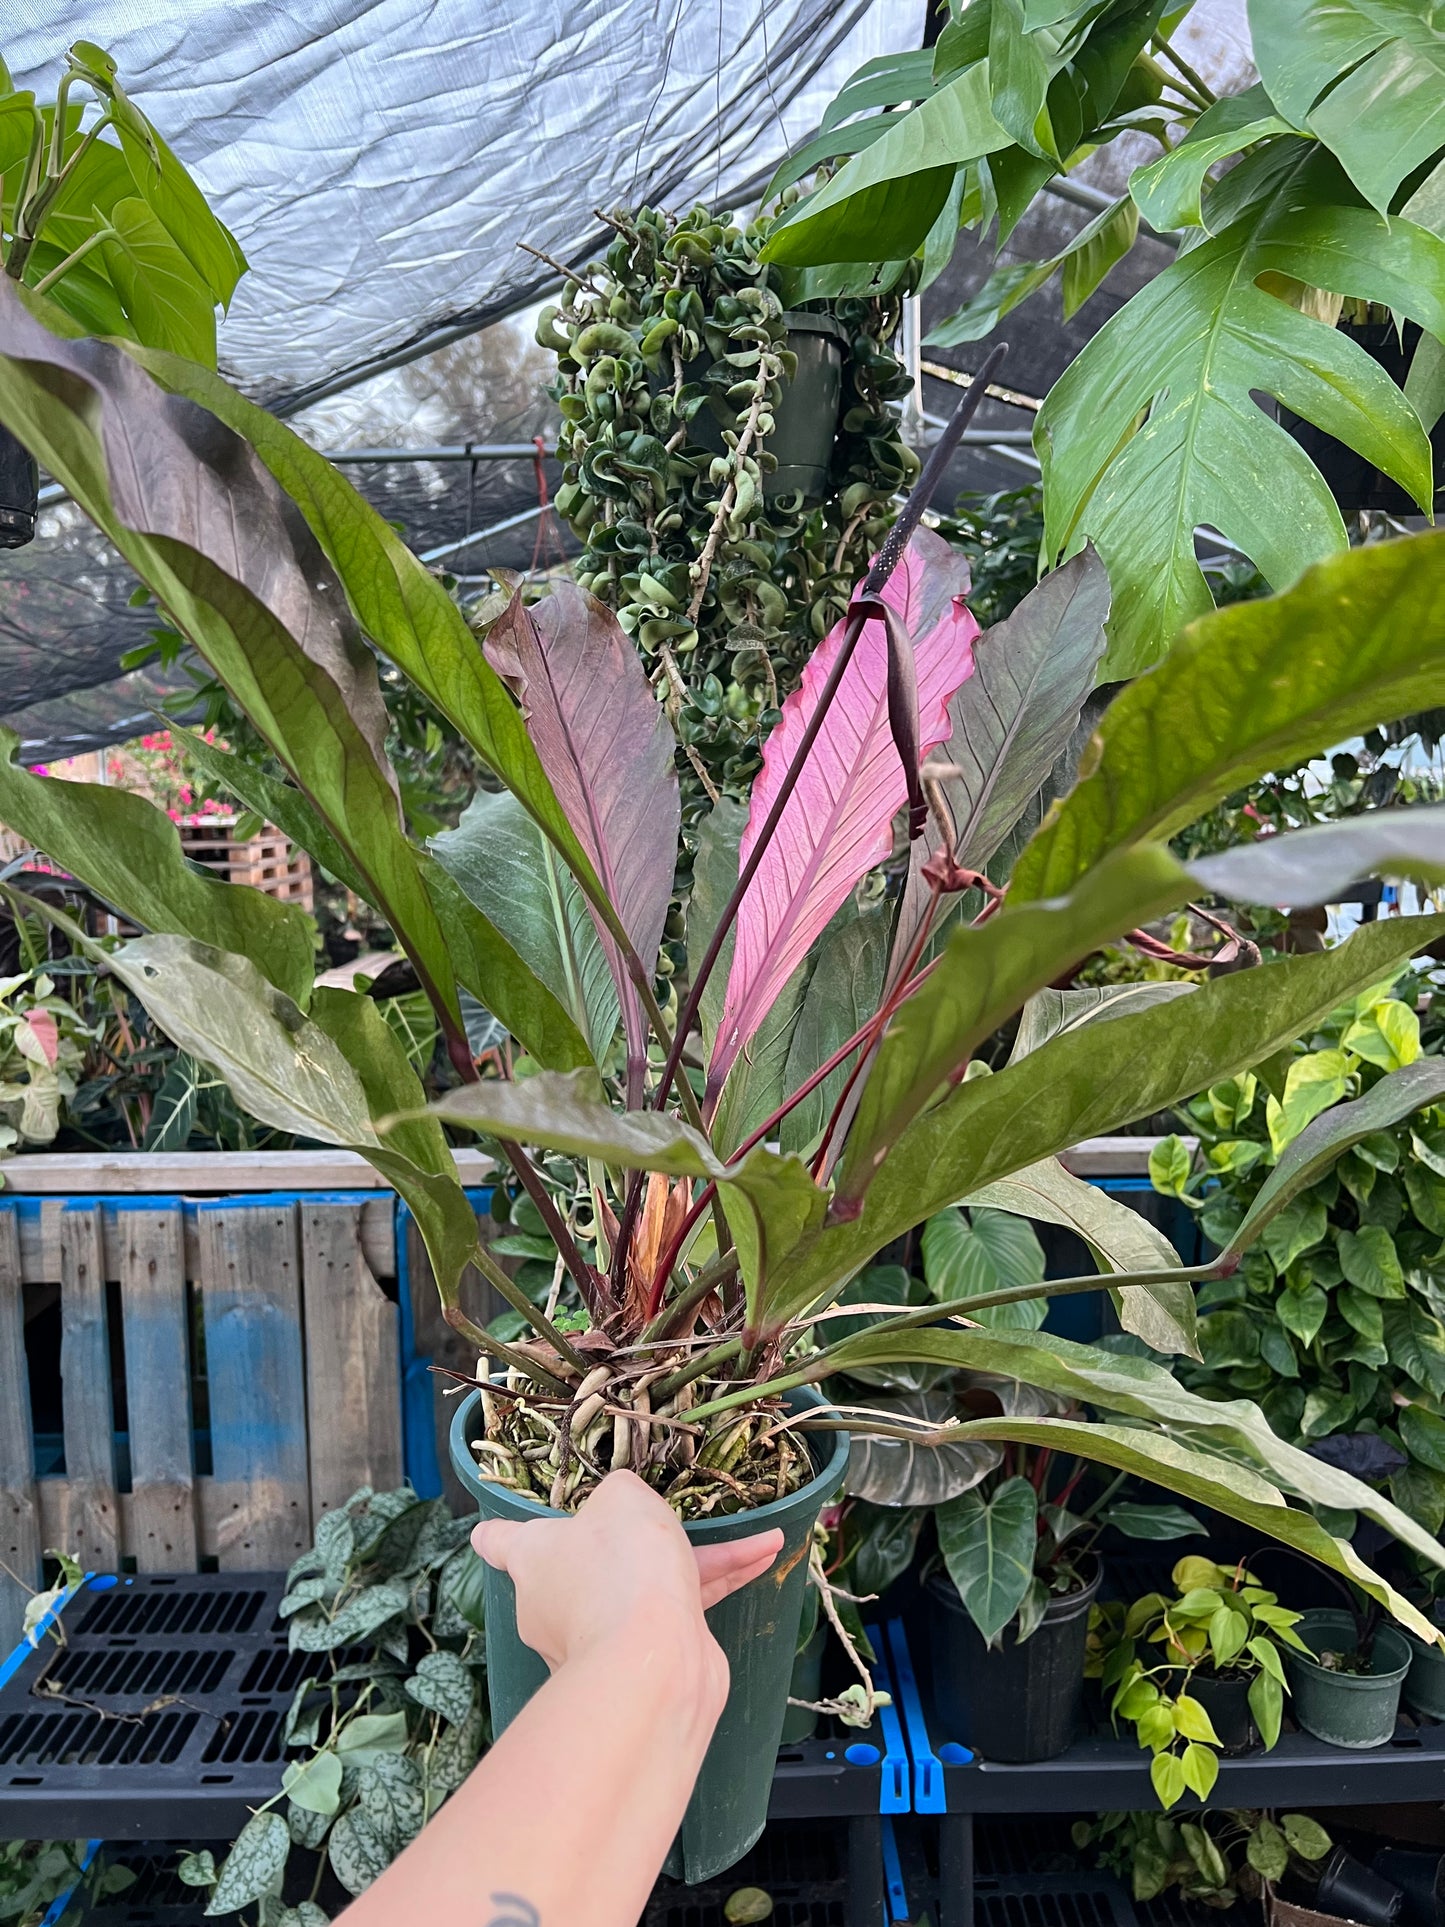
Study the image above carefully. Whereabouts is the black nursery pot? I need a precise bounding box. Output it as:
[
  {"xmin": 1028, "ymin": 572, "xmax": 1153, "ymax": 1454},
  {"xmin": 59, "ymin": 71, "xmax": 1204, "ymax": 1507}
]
[
  {"xmin": 1189, "ymin": 1672, "xmax": 1258, "ymax": 1755},
  {"xmin": 1280, "ymin": 321, "xmax": 1445, "ymax": 515},
  {"xmin": 923, "ymin": 1557, "xmax": 1101, "ymax": 1764},
  {"xmin": 0, "ymin": 427, "xmax": 38, "ymax": 549},
  {"xmin": 1316, "ymin": 1848, "xmax": 1405, "ymax": 1927}
]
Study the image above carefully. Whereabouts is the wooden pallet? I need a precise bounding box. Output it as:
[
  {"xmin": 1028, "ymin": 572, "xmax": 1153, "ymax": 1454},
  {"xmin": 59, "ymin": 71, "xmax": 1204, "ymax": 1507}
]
[
  {"xmin": 178, "ymin": 819, "xmax": 314, "ymax": 910},
  {"xmin": 0, "ymin": 1178, "xmax": 503, "ymax": 1646}
]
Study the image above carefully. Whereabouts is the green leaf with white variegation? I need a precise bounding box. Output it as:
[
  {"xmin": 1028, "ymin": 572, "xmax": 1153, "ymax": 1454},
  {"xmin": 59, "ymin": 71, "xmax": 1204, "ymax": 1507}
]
[
  {"xmin": 1188, "ymin": 805, "xmax": 1445, "ymax": 909},
  {"xmin": 936, "ymin": 1474, "xmax": 1039, "ymax": 1644}
]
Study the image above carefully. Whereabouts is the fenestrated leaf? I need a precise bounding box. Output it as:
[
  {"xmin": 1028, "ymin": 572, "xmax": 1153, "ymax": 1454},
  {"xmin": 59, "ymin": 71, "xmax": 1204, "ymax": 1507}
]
[
  {"xmin": 922, "ymin": 1206, "xmax": 1047, "ymax": 1330},
  {"xmin": 889, "ymin": 549, "xmax": 1110, "ymax": 984},
  {"xmin": 838, "ymin": 842, "xmax": 1195, "ymax": 1208},
  {"xmin": 963, "ymin": 1154, "xmax": 1198, "ymax": 1357},
  {"xmin": 768, "ymin": 911, "xmax": 1445, "ymax": 1344},
  {"xmin": 1190, "ymin": 805, "xmax": 1445, "ymax": 909},
  {"xmin": 174, "ymin": 726, "xmax": 588, "ymax": 1072},
  {"xmin": 0, "ymin": 729, "xmax": 313, "ymax": 1004},
  {"xmin": 1036, "ymin": 148, "xmax": 1445, "ymax": 675},
  {"xmin": 1012, "ymin": 531, "xmax": 1445, "ymax": 902},
  {"xmin": 1129, "ymin": 87, "xmax": 1292, "ymax": 232},
  {"xmin": 813, "ymin": 1324, "xmax": 1445, "ymax": 1606},
  {"xmin": 0, "ymin": 286, "xmax": 467, "ymax": 1050},
  {"xmin": 122, "ymin": 343, "xmax": 612, "ymax": 939},
  {"xmin": 762, "ymin": 63, "xmax": 1010, "ymax": 266},
  {"xmin": 936, "ymin": 1474, "xmax": 1038, "ymax": 1644},
  {"xmin": 1009, "ymin": 984, "xmax": 1196, "ymax": 1064},
  {"xmin": 711, "ymin": 531, "xmax": 979, "ymax": 1100},
  {"xmin": 1250, "ymin": 1, "xmax": 1445, "ymax": 215},
  {"xmin": 1224, "ymin": 1058, "xmax": 1445, "ymax": 1263},
  {"xmin": 484, "ymin": 583, "xmax": 678, "ymax": 1094},
  {"xmin": 205, "ymin": 1812, "xmax": 289, "ymax": 1916},
  {"xmin": 431, "ymin": 788, "xmax": 616, "ymax": 1065}
]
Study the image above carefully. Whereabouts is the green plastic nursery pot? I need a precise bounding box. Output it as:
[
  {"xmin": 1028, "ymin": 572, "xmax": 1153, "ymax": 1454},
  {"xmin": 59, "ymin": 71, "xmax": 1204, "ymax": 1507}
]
[
  {"xmin": 1402, "ymin": 1607, "xmax": 1445, "ymax": 1723},
  {"xmin": 765, "ymin": 313, "xmax": 847, "ymax": 504},
  {"xmin": 449, "ymin": 1384, "xmax": 848, "ymax": 1883},
  {"xmin": 1284, "ymin": 1608, "xmax": 1411, "ymax": 1749}
]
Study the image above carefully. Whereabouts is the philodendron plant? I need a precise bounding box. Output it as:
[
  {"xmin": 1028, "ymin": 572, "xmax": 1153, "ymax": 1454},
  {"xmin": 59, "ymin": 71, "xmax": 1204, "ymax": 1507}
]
[{"xmin": 7, "ymin": 281, "xmax": 1445, "ymax": 1636}]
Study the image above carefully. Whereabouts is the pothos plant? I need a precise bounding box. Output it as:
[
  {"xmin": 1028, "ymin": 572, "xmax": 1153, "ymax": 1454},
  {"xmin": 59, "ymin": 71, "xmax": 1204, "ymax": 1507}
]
[
  {"xmin": 1150, "ymin": 974, "xmax": 1445, "ymax": 1537},
  {"xmin": 767, "ymin": 2, "xmax": 1445, "ymax": 677},
  {"xmin": 1095, "ymin": 1555, "xmax": 1308, "ymax": 1808},
  {"xmin": 539, "ymin": 201, "xmax": 915, "ymax": 816},
  {"xmin": 7, "ymin": 285, "xmax": 1445, "ymax": 1640},
  {"xmin": 179, "ymin": 1486, "xmax": 487, "ymax": 1923},
  {"xmin": 2, "ymin": 40, "xmax": 245, "ymax": 363}
]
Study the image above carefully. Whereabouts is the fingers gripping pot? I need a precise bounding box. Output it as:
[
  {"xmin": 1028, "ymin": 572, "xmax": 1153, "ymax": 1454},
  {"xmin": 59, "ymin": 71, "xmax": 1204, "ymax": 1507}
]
[{"xmin": 449, "ymin": 1384, "xmax": 849, "ymax": 1882}]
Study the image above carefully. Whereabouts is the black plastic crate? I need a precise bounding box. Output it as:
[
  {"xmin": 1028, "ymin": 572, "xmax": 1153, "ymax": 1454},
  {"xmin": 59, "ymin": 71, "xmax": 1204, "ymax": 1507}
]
[
  {"xmin": 0, "ymin": 1573, "xmax": 297, "ymax": 1840},
  {"xmin": 647, "ymin": 1818, "xmax": 864, "ymax": 1925},
  {"xmin": 895, "ymin": 1814, "xmax": 1138, "ymax": 1927},
  {"xmin": 50, "ymin": 1844, "xmax": 227, "ymax": 1927}
]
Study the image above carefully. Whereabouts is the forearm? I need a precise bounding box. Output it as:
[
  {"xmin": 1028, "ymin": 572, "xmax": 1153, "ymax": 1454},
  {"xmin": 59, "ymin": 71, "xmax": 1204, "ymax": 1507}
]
[{"xmin": 343, "ymin": 1610, "xmax": 726, "ymax": 1927}]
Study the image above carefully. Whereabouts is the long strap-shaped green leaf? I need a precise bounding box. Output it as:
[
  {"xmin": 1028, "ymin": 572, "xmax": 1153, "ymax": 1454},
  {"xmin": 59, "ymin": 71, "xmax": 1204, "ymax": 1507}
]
[
  {"xmin": 0, "ymin": 283, "xmax": 466, "ymax": 1051},
  {"xmin": 0, "ymin": 727, "xmax": 315, "ymax": 1004},
  {"xmin": 1012, "ymin": 528, "xmax": 1445, "ymax": 902},
  {"xmin": 121, "ymin": 341, "xmax": 621, "ymax": 953}
]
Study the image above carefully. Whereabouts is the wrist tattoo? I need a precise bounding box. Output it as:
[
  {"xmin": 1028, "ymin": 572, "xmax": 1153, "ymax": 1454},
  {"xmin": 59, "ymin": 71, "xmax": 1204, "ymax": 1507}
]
[{"xmin": 487, "ymin": 1896, "xmax": 539, "ymax": 1927}]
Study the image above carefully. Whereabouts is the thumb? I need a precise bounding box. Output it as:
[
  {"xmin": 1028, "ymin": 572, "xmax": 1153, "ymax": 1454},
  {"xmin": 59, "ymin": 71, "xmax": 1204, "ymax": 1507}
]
[{"xmin": 472, "ymin": 1517, "xmax": 523, "ymax": 1571}]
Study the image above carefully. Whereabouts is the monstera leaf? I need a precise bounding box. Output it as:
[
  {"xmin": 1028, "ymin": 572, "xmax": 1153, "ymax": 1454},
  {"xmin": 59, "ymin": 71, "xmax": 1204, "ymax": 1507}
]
[
  {"xmin": 1249, "ymin": 1, "xmax": 1445, "ymax": 215},
  {"xmin": 1037, "ymin": 148, "xmax": 1445, "ymax": 674}
]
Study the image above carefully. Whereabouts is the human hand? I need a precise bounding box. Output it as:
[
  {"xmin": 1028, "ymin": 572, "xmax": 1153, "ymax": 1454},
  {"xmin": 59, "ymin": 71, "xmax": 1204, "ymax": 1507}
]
[{"xmin": 472, "ymin": 1471, "xmax": 783, "ymax": 1691}]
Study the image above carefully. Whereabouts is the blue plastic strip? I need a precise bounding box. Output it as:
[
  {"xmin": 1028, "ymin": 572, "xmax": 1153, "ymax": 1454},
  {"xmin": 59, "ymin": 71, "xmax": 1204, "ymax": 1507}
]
[
  {"xmin": 885, "ymin": 1618, "xmax": 948, "ymax": 1813},
  {"xmin": 862, "ymin": 1621, "xmax": 910, "ymax": 1814},
  {"xmin": 880, "ymin": 1816, "xmax": 910, "ymax": 1923},
  {"xmin": 36, "ymin": 1840, "xmax": 100, "ymax": 1927},
  {"xmin": 395, "ymin": 1189, "xmax": 494, "ymax": 1500},
  {"xmin": 0, "ymin": 1575, "xmax": 89, "ymax": 1692}
]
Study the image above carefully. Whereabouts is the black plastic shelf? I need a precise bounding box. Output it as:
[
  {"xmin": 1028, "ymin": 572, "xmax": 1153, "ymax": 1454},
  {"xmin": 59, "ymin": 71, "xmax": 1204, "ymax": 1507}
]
[
  {"xmin": 0, "ymin": 1574, "xmax": 906, "ymax": 1842},
  {"xmin": 884, "ymin": 1617, "xmax": 1445, "ymax": 1815},
  {"xmin": 893, "ymin": 1815, "xmax": 1138, "ymax": 1927},
  {"xmin": 0, "ymin": 1573, "xmax": 307, "ymax": 1840}
]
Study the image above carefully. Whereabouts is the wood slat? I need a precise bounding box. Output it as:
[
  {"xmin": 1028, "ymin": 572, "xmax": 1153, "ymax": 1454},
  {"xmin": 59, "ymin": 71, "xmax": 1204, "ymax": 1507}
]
[
  {"xmin": 116, "ymin": 1206, "xmax": 197, "ymax": 1571},
  {"xmin": 14, "ymin": 1195, "xmax": 396, "ymax": 1287},
  {"xmin": 58, "ymin": 1203, "xmax": 120, "ymax": 1571},
  {"xmin": 0, "ymin": 1207, "xmax": 41, "ymax": 1645},
  {"xmin": 4, "ymin": 1147, "xmax": 494, "ymax": 1194},
  {"xmin": 198, "ymin": 1204, "xmax": 312, "ymax": 1567},
  {"xmin": 301, "ymin": 1203, "xmax": 403, "ymax": 1518}
]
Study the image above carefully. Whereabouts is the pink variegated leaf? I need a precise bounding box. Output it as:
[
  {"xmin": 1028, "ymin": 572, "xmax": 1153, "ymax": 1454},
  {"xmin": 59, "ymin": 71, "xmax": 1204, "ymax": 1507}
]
[
  {"xmin": 484, "ymin": 584, "xmax": 679, "ymax": 1098},
  {"xmin": 707, "ymin": 528, "xmax": 978, "ymax": 1106}
]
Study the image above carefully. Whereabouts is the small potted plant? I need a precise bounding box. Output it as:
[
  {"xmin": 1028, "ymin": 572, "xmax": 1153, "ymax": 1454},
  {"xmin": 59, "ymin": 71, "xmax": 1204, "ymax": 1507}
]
[
  {"xmin": 1078, "ymin": 1807, "xmax": 1333, "ymax": 1911},
  {"xmin": 922, "ymin": 1450, "xmax": 1200, "ymax": 1764},
  {"xmin": 1285, "ymin": 1601, "xmax": 1412, "ymax": 1749},
  {"xmin": 1101, "ymin": 1557, "xmax": 1309, "ymax": 1806}
]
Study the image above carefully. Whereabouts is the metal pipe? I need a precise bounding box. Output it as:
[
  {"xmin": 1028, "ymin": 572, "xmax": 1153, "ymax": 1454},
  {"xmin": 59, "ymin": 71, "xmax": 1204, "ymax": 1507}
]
[
  {"xmin": 420, "ymin": 501, "xmax": 546, "ymax": 564},
  {"xmin": 1041, "ymin": 173, "xmax": 1180, "ymax": 249},
  {"xmin": 326, "ymin": 442, "xmax": 557, "ymax": 464}
]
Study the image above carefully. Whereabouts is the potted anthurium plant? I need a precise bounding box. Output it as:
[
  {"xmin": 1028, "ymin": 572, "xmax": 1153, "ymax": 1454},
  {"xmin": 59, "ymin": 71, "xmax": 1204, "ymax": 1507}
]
[{"xmin": 8, "ymin": 286, "xmax": 1445, "ymax": 1880}]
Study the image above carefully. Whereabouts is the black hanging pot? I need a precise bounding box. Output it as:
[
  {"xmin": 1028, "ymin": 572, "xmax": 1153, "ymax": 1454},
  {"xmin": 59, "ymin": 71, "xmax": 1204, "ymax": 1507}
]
[
  {"xmin": 0, "ymin": 427, "xmax": 38, "ymax": 549},
  {"xmin": 1280, "ymin": 321, "xmax": 1445, "ymax": 515}
]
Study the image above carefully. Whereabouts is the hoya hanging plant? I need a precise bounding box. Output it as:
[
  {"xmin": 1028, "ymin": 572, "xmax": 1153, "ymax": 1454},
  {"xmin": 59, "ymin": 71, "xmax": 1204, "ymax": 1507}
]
[{"xmin": 5, "ymin": 276, "xmax": 1445, "ymax": 1868}]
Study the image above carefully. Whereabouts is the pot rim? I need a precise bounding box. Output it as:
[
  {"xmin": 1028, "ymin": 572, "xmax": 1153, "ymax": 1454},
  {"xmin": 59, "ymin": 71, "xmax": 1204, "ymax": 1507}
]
[
  {"xmin": 925, "ymin": 1549, "xmax": 1102, "ymax": 1620},
  {"xmin": 778, "ymin": 310, "xmax": 850, "ymax": 345},
  {"xmin": 448, "ymin": 1380, "xmax": 849, "ymax": 1536}
]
